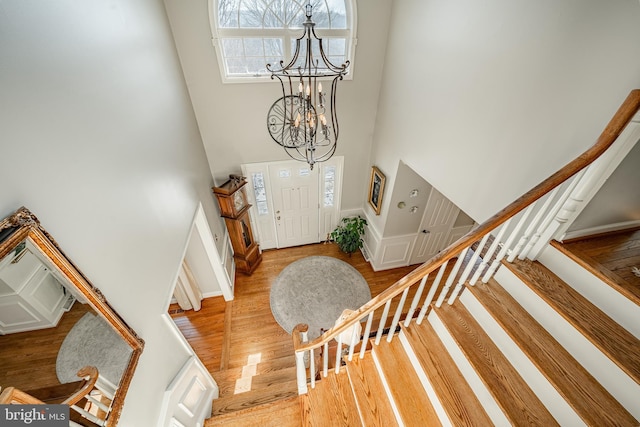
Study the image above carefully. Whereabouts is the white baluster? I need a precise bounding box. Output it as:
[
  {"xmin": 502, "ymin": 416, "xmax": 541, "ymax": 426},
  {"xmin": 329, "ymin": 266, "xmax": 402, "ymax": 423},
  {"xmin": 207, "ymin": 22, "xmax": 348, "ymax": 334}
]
[
  {"xmin": 295, "ymin": 350, "xmax": 307, "ymax": 394},
  {"xmin": 374, "ymin": 300, "xmax": 392, "ymax": 345},
  {"xmin": 502, "ymin": 202, "xmax": 537, "ymax": 262},
  {"xmin": 470, "ymin": 220, "xmax": 511, "ymax": 285},
  {"xmin": 359, "ymin": 312, "xmax": 374, "ymax": 359},
  {"xmin": 447, "ymin": 239, "xmax": 487, "ymax": 304},
  {"xmin": 522, "ymin": 169, "xmax": 585, "ymax": 259},
  {"xmin": 417, "ymin": 262, "xmax": 448, "ymax": 324},
  {"xmin": 435, "ymin": 248, "xmax": 468, "ymax": 307},
  {"xmin": 404, "ymin": 275, "xmax": 429, "ymax": 327},
  {"xmin": 347, "ymin": 321, "xmax": 360, "ymax": 361},
  {"xmin": 386, "ymin": 288, "xmax": 409, "ymax": 343},
  {"xmin": 85, "ymin": 393, "xmax": 110, "ymax": 414},
  {"xmin": 482, "ymin": 209, "xmax": 534, "ymax": 283},
  {"xmin": 94, "ymin": 376, "xmax": 116, "ymax": 401},
  {"xmin": 309, "ymin": 347, "xmax": 315, "ymax": 388},
  {"xmin": 323, "ymin": 342, "xmax": 329, "ymax": 377},
  {"xmin": 335, "ymin": 335, "xmax": 343, "ymax": 374},
  {"xmin": 510, "ymin": 188, "xmax": 558, "ymax": 261}
]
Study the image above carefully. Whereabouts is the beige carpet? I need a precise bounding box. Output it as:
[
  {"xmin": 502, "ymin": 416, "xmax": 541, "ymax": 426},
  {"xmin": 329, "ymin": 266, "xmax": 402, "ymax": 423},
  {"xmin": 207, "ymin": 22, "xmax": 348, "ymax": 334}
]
[{"xmin": 270, "ymin": 256, "xmax": 371, "ymax": 340}]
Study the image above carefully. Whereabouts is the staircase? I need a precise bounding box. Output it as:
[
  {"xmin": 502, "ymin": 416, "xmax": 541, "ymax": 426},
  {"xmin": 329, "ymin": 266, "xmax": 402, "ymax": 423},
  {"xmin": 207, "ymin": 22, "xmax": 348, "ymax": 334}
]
[
  {"xmin": 208, "ymin": 90, "xmax": 640, "ymax": 425},
  {"xmin": 298, "ymin": 243, "xmax": 640, "ymax": 426}
]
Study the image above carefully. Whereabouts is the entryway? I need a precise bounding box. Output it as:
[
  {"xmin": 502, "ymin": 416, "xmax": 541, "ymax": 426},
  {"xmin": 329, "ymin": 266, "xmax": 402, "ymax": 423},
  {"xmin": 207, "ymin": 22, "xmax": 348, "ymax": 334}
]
[{"xmin": 242, "ymin": 157, "xmax": 343, "ymax": 250}]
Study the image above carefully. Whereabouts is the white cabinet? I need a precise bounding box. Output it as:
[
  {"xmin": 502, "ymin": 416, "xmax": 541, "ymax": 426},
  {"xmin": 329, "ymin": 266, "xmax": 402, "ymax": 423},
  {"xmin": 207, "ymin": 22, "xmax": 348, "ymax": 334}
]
[{"xmin": 0, "ymin": 243, "xmax": 68, "ymax": 334}]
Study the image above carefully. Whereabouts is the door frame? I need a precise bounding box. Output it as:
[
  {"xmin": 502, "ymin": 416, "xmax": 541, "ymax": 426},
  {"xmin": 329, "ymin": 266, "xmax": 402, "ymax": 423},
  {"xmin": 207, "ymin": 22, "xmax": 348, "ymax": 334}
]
[{"xmin": 242, "ymin": 157, "xmax": 344, "ymax": 249}]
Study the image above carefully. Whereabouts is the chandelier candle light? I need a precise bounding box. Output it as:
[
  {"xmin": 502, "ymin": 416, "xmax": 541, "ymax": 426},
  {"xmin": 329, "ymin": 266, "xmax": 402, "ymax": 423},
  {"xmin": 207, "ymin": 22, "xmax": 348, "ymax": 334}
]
[{"xmin": 266, "ymin": 2, "xmax": 350, "ymax": 169}]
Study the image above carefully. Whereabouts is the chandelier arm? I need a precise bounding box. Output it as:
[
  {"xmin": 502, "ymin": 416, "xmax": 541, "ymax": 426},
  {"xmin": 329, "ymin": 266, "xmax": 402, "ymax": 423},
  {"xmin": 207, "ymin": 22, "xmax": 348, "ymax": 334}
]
[
  {"xmin": 330, "ymin": 76, "xmax": 340, "ymax": 142},
  {"xmin": 310, "ymin": 26, "xmax": 351, "ymax": 74}
]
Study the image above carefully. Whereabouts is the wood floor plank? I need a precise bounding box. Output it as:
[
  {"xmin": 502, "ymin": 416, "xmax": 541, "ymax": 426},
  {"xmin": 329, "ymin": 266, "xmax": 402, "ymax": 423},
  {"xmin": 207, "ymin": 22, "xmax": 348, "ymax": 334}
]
[
  {"xmin": 505, "ymin": 258, "xmax": 640, "ymax": 384},
  {"xmin": 402, "ymin": 323, "xmax": 493, "ymax": 426},
  {"xmin": 305, "ymin": 371, "xmax": 362, "ymax": 426},
  {"xmin": 552, "ymin": 227, "xmax": 640, "ymax": 304},
  {"xmin": 206, "ymin": 396, "xmax": 301, "ymax": 427},
  {"xmin": 469, "ymin": 279, "xmax": 637, "ymax": 426},
  {"xmin": 345, "ymin": 352, "xmax": 398, "ymax": 427},
  {"xmin": 437, "ymin": 303, "xmax": 559, "ymax": 426},
  {"xmin": 372, "ymin": 337, "xmax": 441, "ymax": 426}
]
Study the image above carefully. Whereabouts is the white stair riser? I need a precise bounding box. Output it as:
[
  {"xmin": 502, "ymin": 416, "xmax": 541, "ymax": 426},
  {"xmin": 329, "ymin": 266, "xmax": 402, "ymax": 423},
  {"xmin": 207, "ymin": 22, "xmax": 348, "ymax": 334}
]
[
  {"xmin": 397, "ymin": 330, "xmax": 452, "ymax": 426},
  {"xmin": 428, "ymin": 310, "xmax": 511, "ymax": 426},
  {"xmin": 371, "ymin": 347, "xmax": 405, "ymax": 427},
  {"xmin": 460, "ymin": 290, "xmax": 585, "ymax": 426},
  {"xmin": 495, "ymin": 264, "xmax": 640, "ymax": 419},
  {"xmin": 537, "ymin": 245, "xmax": 640, "ymax": 338}
]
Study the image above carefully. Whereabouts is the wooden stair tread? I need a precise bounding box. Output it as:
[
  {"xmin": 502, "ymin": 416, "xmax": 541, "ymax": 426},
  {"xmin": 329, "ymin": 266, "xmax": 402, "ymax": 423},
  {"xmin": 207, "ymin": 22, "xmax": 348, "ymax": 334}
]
[
  {"xmin": 344, "ymin": 352, "xmax": 399, "ymax": 427},
  {"xmin": 206, "ymin": 396, "xmax": 301, "ymax": 426},
  {"xmin": 302, "ymin": 370, "xmax": 362, "ymax": 426},
  {"xmin": 505, "ymin": 258, "xmax": 640, "ymax": 384},
  {"xmin": 437, "ymin": 303, "xmax": 559, "ymax": 426},
  {"xmin": 402, "ymin": 323, "xmax": 493, "ymax": 426},
  {"xmin": 211, "ymin": 378, "xmax": 298, "ymax": 416},
  {"xmin": 214, "ymin": 364, "xmax": 297, "ymax": 398},
  {"xmin": 372, "ymin": 337, "xmax": 441, "ymax": 426},
  {"xmin": 470, "ymin": 280, "xmax": 638, "ymax": 425}
]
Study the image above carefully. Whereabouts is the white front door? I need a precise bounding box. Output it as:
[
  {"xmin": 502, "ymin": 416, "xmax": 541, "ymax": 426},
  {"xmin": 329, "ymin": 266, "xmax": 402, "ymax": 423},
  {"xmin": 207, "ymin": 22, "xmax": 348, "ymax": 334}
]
[
  {"xmin": 410, "ymin": 187, "xmax": 461, "ymax": 265},
  {"xmin": 242, "ymin": 158, "xmax": 343, "ymax": 250},
  {"xmin": 269, "ymin": 162, "xmax": 320, "ymax": 247}
]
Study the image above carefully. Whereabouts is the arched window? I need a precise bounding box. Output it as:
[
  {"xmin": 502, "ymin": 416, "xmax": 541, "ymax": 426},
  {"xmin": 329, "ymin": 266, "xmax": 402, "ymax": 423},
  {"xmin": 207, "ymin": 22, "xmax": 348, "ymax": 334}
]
[{"xmin": 210, "ymin": 0, "xmax": 356, "ymax": 82}]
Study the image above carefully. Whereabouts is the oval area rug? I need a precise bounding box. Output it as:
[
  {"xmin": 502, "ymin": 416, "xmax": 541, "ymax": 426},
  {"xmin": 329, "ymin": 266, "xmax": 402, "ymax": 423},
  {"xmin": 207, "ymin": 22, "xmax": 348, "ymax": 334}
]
[{"xmin": 270, "ymin": 256, "xmax": 371, "ymax": 340}]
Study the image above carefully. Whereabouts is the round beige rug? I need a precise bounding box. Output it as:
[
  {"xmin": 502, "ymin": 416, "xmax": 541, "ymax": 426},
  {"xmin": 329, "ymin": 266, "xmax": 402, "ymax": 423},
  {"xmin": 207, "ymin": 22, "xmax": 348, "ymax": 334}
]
[{"xmin": 270, "ymin": 256, "xmax": 371, "ymax": 340}]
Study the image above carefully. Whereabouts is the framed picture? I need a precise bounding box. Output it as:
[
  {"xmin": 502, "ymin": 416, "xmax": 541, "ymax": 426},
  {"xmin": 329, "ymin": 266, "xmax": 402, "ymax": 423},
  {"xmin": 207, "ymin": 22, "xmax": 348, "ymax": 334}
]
[{"xmin": 368, "ymin": 166, "xmax": 385, "ymax": 215}]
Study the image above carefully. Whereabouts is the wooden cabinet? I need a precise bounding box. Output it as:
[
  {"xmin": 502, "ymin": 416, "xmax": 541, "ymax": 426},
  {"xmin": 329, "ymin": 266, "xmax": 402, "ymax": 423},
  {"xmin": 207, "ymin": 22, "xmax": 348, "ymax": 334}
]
[{"xmin": 213, "ymin": 177, "xmax": 262, "ymax": 275}]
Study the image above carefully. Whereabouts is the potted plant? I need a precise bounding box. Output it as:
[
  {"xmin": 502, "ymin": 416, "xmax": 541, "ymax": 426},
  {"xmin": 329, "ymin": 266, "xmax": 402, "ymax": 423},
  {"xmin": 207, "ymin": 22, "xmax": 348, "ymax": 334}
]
[{"xmin": 329, "ymin": 216, "xmax": 368, "ymax": 255}]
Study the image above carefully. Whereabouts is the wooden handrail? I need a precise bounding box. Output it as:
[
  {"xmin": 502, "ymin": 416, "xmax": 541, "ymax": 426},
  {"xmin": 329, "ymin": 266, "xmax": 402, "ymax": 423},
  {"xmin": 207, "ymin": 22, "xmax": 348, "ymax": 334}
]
[
  {"xmin": 0, "ymin": 387, "xmax": 45, "ymax": 404},
  {"xmin": 295, "ymin": 89, "xmax": 640, "ymax": 353},
  {"xmin": 62, "ymin": 366, "xmax": 100, "ymax": 406}
]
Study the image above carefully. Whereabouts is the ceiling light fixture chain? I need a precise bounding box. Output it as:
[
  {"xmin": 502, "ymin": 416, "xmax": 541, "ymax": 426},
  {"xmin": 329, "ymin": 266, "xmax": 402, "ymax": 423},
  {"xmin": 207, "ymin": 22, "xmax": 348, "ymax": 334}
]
[{"xmin": 266, "ymin": 1, "xmax": 350, "ymax": 169}]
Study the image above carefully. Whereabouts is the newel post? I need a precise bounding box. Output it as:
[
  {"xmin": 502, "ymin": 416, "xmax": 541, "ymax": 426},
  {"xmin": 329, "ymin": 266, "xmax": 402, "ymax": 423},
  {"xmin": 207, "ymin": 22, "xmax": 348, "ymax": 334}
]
[{"xmin": 292, "ymin": 323, "xmax": 309, "ymax": 395}]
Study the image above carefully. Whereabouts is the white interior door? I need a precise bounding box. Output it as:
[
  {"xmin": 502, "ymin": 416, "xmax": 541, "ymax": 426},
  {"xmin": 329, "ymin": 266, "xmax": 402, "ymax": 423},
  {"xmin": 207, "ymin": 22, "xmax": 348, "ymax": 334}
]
[
  {"xmin": 269, "ymin": 162, "xmax": 320, "ymax": 247},
  {"xmin": 410, "ymin": 187, "xmax": 460, "ymax": 265},
  {"xmin": 158, "ymin": 356, "xmax": 217, "ymax": 427}
]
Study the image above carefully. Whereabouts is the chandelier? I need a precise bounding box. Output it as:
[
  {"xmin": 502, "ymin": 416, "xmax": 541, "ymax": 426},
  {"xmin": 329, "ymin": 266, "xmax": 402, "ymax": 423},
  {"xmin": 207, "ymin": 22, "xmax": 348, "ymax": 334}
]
[{"xmin": 266, "ymin": 2, "xmax": 350, "ymax": 170}]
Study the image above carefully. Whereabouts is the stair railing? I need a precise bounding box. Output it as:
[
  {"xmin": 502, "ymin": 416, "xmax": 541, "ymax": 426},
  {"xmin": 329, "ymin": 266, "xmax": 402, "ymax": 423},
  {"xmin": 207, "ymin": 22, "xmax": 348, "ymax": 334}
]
[
  {"xmin": 0, "ymin": 366, "xmax": 114, "ymax": 426},
  {"xmin": 292, "ymin": 89, "xmax": 640, "ymax": 395}
]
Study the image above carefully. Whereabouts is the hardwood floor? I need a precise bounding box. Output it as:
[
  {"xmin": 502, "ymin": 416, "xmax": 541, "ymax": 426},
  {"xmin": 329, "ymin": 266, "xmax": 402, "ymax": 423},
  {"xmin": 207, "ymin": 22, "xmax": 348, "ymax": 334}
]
[
  {"xmin": 169, "ymin": 243, "xmax": 418, "ymax": 417},
  {"xmin": 0, "ymin": 302, "xmax": 92, "ymax": 392},
  {"xmin": 553, "ymin": 226, "xmax": 640, "ymax": 304}
]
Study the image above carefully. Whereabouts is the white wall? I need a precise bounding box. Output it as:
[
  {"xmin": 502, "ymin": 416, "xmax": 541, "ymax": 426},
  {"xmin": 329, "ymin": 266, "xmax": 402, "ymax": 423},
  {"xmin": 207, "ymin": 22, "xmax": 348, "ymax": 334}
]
[
  {"xmin": 0, "ymin": 1, "xmax": 225, "ymax": 425},
  {"xmin": 371, "ymin": 0, "xmax": 640, "ymax": 228},
  {"xmin": 567, "ymin": 139, "xmax": 640, "ymax": 233},
  {"xmin": 162, "ymin": 0, "xmax": 393, "ymax": 212}
]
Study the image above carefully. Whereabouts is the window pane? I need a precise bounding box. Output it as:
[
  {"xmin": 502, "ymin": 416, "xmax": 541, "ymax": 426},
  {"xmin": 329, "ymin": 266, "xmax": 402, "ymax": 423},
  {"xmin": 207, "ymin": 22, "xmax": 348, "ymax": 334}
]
[
  {"xmin": 327, "ymin": 38, "xmax": 346, "ymax": 56},
  {"xmin": 218, "ymin": 0, "xmax": 239, "ymax": 28},
  {"xmin": 324, "ymin": 166, "xmax": 336, "ymax": 207},
  {"xmin": 215, "ymin": 0, "xmax": 352, "ymax": 79},
  {"xmin": 244, "ymin": 38, "xmax": 264, "ymax": 56},
  {"xmin": 221, "ymin": 38, "xmax": 243, "ymax": 56},
  {"xmin": 251, "ymin": 172, "xmax": 269, "ymax": 216},
  {"xmin": 264, "ymin": 38, "xmax": 284, "ymax": 57}
]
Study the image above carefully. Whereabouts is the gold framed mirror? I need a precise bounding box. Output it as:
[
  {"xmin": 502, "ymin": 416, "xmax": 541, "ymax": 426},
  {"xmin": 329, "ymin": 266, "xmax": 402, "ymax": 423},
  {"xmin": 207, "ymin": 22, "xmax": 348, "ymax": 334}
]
[{"xmin": 0, "ymin": 207, "xmax": 144, "ymax": 426}]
